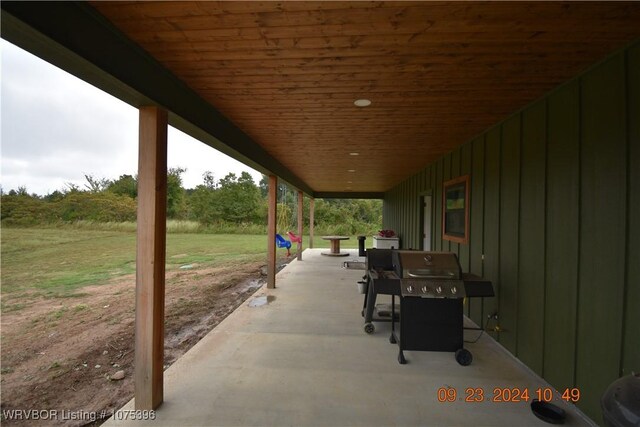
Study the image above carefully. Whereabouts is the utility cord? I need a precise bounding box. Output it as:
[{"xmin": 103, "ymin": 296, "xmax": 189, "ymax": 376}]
[{"xmin": 464, "ymin": 314, "xmax": 493, "ymax": 344}]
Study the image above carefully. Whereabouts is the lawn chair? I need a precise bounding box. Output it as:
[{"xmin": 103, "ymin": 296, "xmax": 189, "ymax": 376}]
[{"xmin": 275, "ymin": 233, "xmax": 292, "ymax": 256}]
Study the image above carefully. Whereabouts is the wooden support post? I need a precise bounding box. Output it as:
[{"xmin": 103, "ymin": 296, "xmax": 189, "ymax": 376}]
[
  {"xmin": 297, "ymin": 190, "xmax": 303, "ymax": 261},
  {"xmin": 267, "ymin": 175, "xmax": 277, "ymax": 289},
  {"xmin": 309, "ymin": 198, "xmax": 315, "ymax": 249},
  {"xmin": 135, "ymin": 106, "xmax": 167, "ymax": 410}
]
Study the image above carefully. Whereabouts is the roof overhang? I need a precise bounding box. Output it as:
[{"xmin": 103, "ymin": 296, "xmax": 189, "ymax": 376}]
[
  {"xmin": 1, "ymin": 1, "xmax": 314, "ymax": 195},
  {"xmin": 3, "ymin": 1, "xmax": 640, "ymax": 199}
]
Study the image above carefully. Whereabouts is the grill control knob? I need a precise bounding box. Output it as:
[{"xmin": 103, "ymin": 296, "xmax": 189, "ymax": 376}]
[
  {"xmin": 451, "ymin": 286, "xmax": 457, "ymax": 294},
  {"xmin": 436, "ymin": 286, "xmax": 442, "ymax": 294},
  {"xmin": 421, "ymin": 285, "xmax": 428, "ymax": 294},
  {"xmin": 407, "ymin": 285, "xmax": 414, "ymax": 293}
]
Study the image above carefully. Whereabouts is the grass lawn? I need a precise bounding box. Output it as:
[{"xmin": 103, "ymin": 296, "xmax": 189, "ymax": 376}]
[
  {"xmin": 0, "ymin": 227, "xmax": 368, "ymax": 415},
  {"xmin": 0, "ymin": 227, "xmax": 361, "ymax": 300}
]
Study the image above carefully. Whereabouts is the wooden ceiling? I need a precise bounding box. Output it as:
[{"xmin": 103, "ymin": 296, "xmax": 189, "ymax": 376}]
[{"xmin": 89, "ymin": 1, "xmax": 640, "ymax": 194}]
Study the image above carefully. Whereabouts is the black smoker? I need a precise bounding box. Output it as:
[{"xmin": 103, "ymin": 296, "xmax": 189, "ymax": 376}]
[
  {"xmin": 361, "ymin": 249, "xmax": 399, "ymax": 334},
  {"xmin": 390, "ymin": 251, "xmax": 473, "ymax": 365}
]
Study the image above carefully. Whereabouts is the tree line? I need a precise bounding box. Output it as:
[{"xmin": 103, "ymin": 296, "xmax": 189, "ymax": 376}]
[{"xmin": 1, "ymin": 169, "xmax": 382, "ymax": 235}]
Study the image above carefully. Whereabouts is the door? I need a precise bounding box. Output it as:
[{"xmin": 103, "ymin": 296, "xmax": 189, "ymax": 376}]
[{"xmin": 423, "ymin": 195, "xmax": 432, "ymax": 251}]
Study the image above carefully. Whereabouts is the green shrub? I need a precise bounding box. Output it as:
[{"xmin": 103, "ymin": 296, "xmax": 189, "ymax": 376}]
[
  {"xmin": 1, "ymin": 192, "xmax": 136, "ymax": 225},
  {"xmin": 56, "ymin": 192, "xmax": 136, "ymax": 222},
  {"xmin": 1, "ymin": 172, "xmax": 383, "ymax": 234},
  {"xmin": 1, "ymin": 194, "xmax": 50, "ymax": 225}
]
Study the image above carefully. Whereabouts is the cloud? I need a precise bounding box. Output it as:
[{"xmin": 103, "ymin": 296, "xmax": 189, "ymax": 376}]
[
  {"xmin": 1, "ymin": 41, "xmax": 138, "ymax": 161},
  {"xmin": 1, "ymin": 40, "xmax": 262, "ymax": 195}
]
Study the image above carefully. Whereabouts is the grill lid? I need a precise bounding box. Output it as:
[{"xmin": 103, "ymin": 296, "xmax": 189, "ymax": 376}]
[{"xmin": 393, "ymin": 251, "xmax": 462, "ymax": 280}]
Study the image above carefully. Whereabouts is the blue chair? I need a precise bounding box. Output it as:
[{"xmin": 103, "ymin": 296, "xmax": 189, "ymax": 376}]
[{"xmin": 275, "ymin": 234, "xmax": 292, "ymax": 256}]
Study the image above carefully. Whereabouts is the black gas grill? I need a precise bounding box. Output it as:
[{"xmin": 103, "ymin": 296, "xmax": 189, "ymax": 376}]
[
  {"xmin": 357, "ymin": 249, "xmax": 494, "ymax": 365},
  {"xmin": 390, "ymin": 251, "xmax": 472, "ymax": 365}
]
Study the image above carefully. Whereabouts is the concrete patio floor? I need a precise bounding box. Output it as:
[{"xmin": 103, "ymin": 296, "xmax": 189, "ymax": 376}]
[{"xmin": 106, "ymin": 249, "xmax": 595, "ymax": 427}]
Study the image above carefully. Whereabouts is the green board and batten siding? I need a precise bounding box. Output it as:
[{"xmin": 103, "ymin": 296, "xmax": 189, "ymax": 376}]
[
  {"xmin": 498, "ymin": 114, "xmax": 521, "ymax": 354},
  {"xmin": 576, "ymin": 51, "xmax": 627, "ymax": 419},
  {"xmin": 518, "ymin": 102, "xmax": 546, "ymax": 376},
  {"xmin": 382, "ymin": 41, "xmax": 639, "ymax": 422},
  {"xmin": 482, "ymin": 126, "xmax": 501, "ymax": 338},
  {"xmin": 544, "ymin": 79, "xmax": 580, "ymax": 395}
]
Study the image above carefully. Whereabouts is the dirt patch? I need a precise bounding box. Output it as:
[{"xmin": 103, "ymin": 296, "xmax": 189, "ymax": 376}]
[{"xmin": 0, "ymin": 258, "xmax": 292, "ymax": 426}]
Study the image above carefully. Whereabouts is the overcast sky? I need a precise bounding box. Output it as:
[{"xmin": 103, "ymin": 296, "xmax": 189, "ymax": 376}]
[{"xmin": 1, "ymin": 39, "xmax": 263, "ymax": 195}]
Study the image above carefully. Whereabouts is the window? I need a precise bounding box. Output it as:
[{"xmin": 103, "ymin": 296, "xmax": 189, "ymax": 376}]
[{"xmin": 442, "ymin": 175, "xmax": 470, "ymax": 244}]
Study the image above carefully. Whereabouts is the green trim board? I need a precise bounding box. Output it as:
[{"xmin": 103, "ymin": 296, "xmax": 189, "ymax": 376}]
[
  {"xmin": 458, "ymin": 143, "xmax": 473, "ymax": 273},
  {"xmin": 498, "ymin": 114, "xmax": 521, "ymax": 354},
  {"xmin": 482, "ymin": 126, "xmax": 501, "ymax": 340},
  {"xmin": 623, "ymin": 42, "xmax": 640, "ymax": 378},
  {"xmin": 469, "ymin": 137, "xmax": 485, "ymax": 327},
  {"xmin": 454, "ymin": 144, "xmax": 472, "ymax": 318}
]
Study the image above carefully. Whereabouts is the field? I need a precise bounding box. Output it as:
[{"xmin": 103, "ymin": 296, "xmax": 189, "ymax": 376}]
[{"xmin": 0, "ymin": 227, "xmax": 357, "ymax": 425}]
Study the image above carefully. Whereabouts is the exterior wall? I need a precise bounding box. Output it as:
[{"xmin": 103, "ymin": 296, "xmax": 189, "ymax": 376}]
[{"xmin": 382, "ymin": 41, "xmax": 639, "ymax": 422}]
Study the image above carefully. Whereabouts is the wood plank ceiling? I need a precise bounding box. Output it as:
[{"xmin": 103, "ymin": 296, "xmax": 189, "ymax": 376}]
[{"xmin": 90, "ymin": 1, "xmax": 640, "ymax": 194}]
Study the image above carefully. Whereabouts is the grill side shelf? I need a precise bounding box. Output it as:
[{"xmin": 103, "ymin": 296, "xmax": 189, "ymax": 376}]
[{"xmin": 462, "ymin": 273, "xmax": 495, "ymax": 297}]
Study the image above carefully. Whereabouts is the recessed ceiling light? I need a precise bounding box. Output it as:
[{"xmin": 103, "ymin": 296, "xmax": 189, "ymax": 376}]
[
  {"xmin": 354, "ymin": 99, "xmax": 371, "ymax": 107},
  {"xmin": 348, "ymin": 169, "xmax": 356, "ymax": 172},
  {"xmin": 349, "ymin": 152, "xmax": 360, "ymax": 156},
  {"xmin": 347, "ymin": 181, "xmax": 353, "ymax": 184}
]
